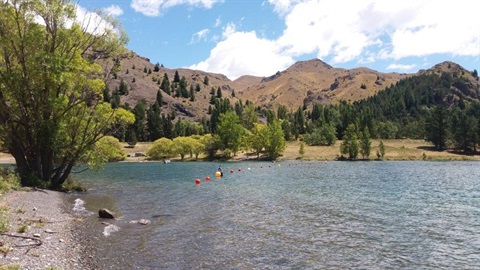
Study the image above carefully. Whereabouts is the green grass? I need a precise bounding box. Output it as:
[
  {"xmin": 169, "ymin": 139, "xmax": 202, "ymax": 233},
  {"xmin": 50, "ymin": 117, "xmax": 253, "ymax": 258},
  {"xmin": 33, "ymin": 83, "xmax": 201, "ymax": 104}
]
[
  {"xmin": 0, "ymin": 205, "xmax": 9, "ymax": 233},
  {"xmin": 0, "ymin": 168, "xmax": 20, "ymax": 194}
]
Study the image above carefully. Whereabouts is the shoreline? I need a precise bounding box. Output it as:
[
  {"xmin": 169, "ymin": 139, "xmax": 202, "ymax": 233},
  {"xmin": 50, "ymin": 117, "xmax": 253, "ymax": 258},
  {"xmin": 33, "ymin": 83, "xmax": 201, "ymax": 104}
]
[{"xmin": 0, "ymin": 189, "xmax": 88, "ymax": 269}]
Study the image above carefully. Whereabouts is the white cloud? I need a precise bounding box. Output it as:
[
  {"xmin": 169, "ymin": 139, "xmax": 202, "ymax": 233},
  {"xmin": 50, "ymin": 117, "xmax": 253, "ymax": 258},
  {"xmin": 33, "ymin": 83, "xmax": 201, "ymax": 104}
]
[
  {"xmin": 104, "ymin": 5, "xmax": 123, "ymax": 17},
  {"xmin": 275, "ymin": 0, "xmax": 480, "ymax": 62},
  {"xmin": 267, "ymin": 0, "xmax": 301, "ymax": 15},
  {"xmin": 386, "ymin": 63, "xmax": 417, "ymax": 71},
  {"xmin": 222, "ymin": 22, "xmax": 236, "ymax": 39},
  {"xmin": 189, "ymin": 30, "xmax": 294, "ymax": 80},
  {"xmin": 193, "ymin": 0, "xmax": 479, "ymax": 79},
  {"xmin": 214, "ymin": 17, "xmax": 222, "ymax": 27},
  {"xmin": 131, "ymin": 0, "xmax": 222, "ymax": 16},
  {"xmin": 74, "ymin": 6, "xmax": 115, "ymax": 36},
  {"xmin": 190, "ymin": 28, "xmax": 210, "ymax": 44}
]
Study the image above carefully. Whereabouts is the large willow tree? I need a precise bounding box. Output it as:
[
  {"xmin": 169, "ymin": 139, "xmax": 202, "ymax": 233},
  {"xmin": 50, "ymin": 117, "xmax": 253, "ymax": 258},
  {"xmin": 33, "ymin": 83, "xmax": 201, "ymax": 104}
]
[{"xmin": 0, "ymin": 0, "xmax": 134, "ymax": 188}]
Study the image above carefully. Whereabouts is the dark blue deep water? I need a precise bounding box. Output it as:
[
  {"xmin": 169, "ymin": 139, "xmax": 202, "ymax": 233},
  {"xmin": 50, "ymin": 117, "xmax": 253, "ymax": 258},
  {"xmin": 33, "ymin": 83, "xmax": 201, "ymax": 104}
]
[{"xmin": 70, "ymin": 161, "xmax": 480, "ymax": 269}]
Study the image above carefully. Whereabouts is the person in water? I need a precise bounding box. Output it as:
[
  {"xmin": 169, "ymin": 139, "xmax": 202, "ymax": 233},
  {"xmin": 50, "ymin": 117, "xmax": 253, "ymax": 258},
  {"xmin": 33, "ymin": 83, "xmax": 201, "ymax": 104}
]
[{"xmin": 218, "ymin": 166, "xmax": 223, "ymax": 176}]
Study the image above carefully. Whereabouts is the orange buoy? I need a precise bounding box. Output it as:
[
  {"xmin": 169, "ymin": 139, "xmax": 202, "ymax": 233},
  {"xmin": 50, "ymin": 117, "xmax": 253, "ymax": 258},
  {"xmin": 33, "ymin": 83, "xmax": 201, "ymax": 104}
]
[
  {"xmin": 195, "ymin": 178, "xmax": 201, "ymax": 185},
  {"xmin": 205, "ymin": 176, "xmax": 211, "ymax": 182}
]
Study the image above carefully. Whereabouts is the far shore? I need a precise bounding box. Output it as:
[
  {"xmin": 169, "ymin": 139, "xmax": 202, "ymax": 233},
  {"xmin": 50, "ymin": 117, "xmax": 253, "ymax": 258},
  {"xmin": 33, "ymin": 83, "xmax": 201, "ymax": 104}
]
[
  {"xmin": 122, "ymin": 139, "xmax": 480, "ymax": 162},
  {"xmin": 1, "ymin": 139, "xmax": 479, "ymax": 165}
]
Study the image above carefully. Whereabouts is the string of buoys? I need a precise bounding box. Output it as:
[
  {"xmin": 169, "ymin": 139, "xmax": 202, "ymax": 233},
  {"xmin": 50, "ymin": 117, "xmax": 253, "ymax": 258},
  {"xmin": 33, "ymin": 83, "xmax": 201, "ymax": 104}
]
[{"xmin": 193, "ymin": 161, "xmax": 329, "ymax": 185}]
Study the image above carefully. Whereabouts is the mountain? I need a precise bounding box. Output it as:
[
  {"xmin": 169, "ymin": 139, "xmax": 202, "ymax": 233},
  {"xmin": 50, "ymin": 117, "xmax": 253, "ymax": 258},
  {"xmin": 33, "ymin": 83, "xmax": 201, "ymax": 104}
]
[
  {"xmin": 98, "ymin": 51, "xmax": 479, "ymax": 120},
  {"xmin": 234, "ymin": 59, "xmax": 410, "ymax": 111}
]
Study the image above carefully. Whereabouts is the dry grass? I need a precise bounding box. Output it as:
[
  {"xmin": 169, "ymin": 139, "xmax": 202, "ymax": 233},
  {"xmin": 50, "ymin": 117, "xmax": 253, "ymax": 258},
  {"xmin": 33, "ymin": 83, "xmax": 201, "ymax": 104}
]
[{"xmin": 281, "ymin": 139, "xmax": 480, "ymax": 161}]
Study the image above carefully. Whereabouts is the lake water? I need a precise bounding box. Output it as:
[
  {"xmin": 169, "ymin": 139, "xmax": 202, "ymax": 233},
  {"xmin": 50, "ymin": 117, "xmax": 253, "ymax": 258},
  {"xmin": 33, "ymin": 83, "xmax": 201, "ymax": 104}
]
[{"xmin": 69, "ymin": 161, "xmax": 480, "ymax": 269}]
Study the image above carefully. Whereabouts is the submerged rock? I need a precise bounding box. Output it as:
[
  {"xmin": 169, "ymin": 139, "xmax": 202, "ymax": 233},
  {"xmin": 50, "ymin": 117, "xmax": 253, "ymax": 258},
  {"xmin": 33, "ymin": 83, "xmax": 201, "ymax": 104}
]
[{"xmin": 98, "ymin": 208, "xmax": 115, "ymax": 219}]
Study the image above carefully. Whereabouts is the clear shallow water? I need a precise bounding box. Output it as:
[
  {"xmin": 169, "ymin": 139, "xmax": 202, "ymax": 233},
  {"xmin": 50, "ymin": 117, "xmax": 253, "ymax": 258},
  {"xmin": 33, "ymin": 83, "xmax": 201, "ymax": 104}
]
[{"xmin": 70, "ymin": 161, "xmax": 480, "ymax": 269}]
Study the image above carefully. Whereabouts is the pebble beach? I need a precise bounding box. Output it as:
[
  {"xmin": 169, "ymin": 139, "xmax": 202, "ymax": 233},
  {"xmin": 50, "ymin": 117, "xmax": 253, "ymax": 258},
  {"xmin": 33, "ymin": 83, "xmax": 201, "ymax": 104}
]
[{"xmin": 0, "ymin": 189, "xmax": 90, "ymax": 269}]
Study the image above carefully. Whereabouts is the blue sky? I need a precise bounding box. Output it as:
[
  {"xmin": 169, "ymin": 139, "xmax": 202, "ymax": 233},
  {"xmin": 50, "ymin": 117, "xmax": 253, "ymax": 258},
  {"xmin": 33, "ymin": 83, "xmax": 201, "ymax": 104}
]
[{"xmin": 79, "ymin": 0, "xmax": 480, "ymax": 80}]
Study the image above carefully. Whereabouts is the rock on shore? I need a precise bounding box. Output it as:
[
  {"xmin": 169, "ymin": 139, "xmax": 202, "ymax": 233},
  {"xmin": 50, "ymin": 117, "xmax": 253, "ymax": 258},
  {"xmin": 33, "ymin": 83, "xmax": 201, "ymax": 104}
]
[{"xmin": 0, "ymin": 189, "xmax": 84, "ymax": 269}]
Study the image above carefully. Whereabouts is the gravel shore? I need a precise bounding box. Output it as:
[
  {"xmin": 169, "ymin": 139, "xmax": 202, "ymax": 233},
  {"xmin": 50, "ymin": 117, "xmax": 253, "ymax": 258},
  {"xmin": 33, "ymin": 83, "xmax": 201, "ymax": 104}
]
[{"xmin": 0, "ymin": 189, "xmax": 87, "ymax": 269}]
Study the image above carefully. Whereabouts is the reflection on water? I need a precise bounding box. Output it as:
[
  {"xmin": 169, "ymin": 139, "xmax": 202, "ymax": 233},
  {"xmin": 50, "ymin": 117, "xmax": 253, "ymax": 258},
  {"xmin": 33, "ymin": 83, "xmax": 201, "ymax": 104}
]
[{"xmin": 69, "ymin": 161, "xmax": 480, "ymax": 269}]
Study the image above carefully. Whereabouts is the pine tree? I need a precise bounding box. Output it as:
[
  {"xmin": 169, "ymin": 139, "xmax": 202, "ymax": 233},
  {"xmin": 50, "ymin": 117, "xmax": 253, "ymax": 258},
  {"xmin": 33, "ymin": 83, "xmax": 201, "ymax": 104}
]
[
  {"xmin": 190, "ymin": 85, "xmax": 195, "ymax": 101},
  {"xmin": 103, "ymin": 86, "xmax": 111, "ymax": 103},
  {"xmin": 156, "ymin": 90, "xmax": 163, "ymax": 105},
  {"xmin": 216, "ymin": 87, "xmax": 222, "ymax": 98},
  {"xmin": 173, "ymin": 70, "xmax": 180, "ymax": 83},
  {"xmin": 425, "ymin": 105, "xmax": 448, "ymax": 150},
  {"xmin": 118, "ymin": 79, "xmax": 129, "ymax": 95},
  {"xmin": 204, "ymin": 76, "xmax": 209, "ymax": 85}
]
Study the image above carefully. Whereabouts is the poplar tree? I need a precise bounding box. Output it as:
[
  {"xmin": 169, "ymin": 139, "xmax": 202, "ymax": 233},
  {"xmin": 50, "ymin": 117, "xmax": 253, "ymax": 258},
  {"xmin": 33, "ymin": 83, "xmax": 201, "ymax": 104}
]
[{"xmin": 340, "ymin": 124, "xmax": 359, "ymax": 160}]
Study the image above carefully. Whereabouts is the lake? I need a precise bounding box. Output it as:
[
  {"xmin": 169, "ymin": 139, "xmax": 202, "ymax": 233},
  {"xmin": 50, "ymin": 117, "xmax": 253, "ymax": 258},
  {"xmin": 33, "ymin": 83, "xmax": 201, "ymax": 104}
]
[{"xmin": 69, "ymin": 161, "xmax": 480, "ymax": 269}]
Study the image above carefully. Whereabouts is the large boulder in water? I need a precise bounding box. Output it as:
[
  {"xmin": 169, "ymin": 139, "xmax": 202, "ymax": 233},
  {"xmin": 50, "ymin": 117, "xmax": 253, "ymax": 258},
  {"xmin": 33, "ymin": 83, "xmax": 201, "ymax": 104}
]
[{"xmin": 98, "ymin": 208, "xmax": 115, "ymax": 219}]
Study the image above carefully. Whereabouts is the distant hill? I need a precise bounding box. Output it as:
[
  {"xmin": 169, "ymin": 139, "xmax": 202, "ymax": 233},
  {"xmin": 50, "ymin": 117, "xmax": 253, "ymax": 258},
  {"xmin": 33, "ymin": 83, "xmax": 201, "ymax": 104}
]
[{"xmin": 97, "ymin": 51, "xmax": 479, "ymax": 121}]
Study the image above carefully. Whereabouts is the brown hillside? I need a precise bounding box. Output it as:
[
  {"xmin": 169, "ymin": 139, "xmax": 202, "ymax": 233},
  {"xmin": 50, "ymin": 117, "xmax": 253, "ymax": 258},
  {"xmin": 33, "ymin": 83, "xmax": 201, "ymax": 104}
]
[
  {"xmin": 98, "ymin": 52, "xmax": 478, "ymax": 121},
  {"xmin": 235, "ymin": 59, "xmax": 410, "ymax": 111},
  {"xmin": 97, "ymin": 51, "xmax": 240, "ymax": 121}
]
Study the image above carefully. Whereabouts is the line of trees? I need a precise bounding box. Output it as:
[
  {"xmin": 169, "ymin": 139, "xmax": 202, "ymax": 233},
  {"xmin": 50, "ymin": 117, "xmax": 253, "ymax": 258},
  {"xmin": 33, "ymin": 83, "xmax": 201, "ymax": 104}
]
[{"xmin": 108, "ymin": 68, "xmax": 480, "ymax": 161}]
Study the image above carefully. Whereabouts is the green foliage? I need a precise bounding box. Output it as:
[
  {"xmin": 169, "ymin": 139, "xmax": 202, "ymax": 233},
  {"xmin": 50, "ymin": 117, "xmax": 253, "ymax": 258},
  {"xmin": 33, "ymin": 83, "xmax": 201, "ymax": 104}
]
[
  {"xmin": 173, "ymin": 137, "xmax": 193, "ymax": 160},
  {"xmin": 61, "ymin": 177, "xmax": 86, "ymax": 192},
  {"xmin": 425, "ymin": 105, "xmax": 449, "ymax": 150},
  {"xmin": 303, "ymin": 125, "xmax": 336, "ymax": 146},
  {"xmin": 241, "ymin": 104, "xmax": 259, "ymax": 130},
  {"xmin": 173, "ymin": 71, "xmax": 180, "ymax": 83},
  {"xmin": 204, "ymin": 76, "xmax": 209, "ymax": 85},
  {"xmin": 147, "ymin": 138, "xmax": 175, "ymax": 160},
  {"xmin": 201, "ymin": 134, "xmax": 219, "ymax": 159},
  {"xmin": 0, "ymin": 0, "xmax": 133, "ymax": 189},
  {"xmin": 248, "ymin": 124, "xmax": 268, "ymax": 157},
  {"xmin": 377, "ymin": 141, "xmax": 386, "ymax": 160},
  {"xmin": 0, "ymin": 205, "xmax": 9, "ymax": 233},
  {"xmin": 299, "ymin": 142, "xmax": 305, "ymax": 156},
  {"xmin": 264, "ymin": 120, "xmax": 286, "ymax": 159},
  {"xmin": 89, "ymin": 136, "xmax": 126, "ymax": 164},
  {"xmin": 360, "ymin": 129, "xmax": 371, "ymax": 159},
  {"xmin": 277, "ymin": 105, "xmax": 288, "ymax": 120},
  {"xmin": 0, "ymin": 168, "xmax": 21, "ymax": 193},
  {"xmin": 340, "ymin": 124, "xmax": 359, "ymax": 160},
  {"xmin": 377, "ymin": 121, "xmax": 398, "ymax": 139},
  {"xmin": 217, "ymin": 111, "xmax": 245, "ymax": 156}
]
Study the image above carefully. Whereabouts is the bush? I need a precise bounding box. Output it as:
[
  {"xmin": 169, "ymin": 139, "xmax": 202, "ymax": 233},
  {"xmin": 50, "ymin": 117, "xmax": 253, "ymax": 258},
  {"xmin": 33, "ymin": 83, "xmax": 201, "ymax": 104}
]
[
  {"xmin": 0, "ymin": 168, "xmax": 21, "ymax": 194},
  {"xmin": 303, "ymin": 125, "xmax": 337, "ymax": 146},
  {"xmin": 93, "ymin": 136, "xmax": 126, "ymax": 162},
  {"xmin": 147, "ymin": 138, "xmax": 175, "ymax": 160}
]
